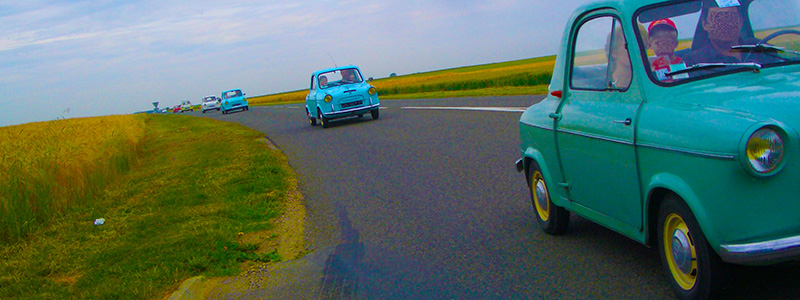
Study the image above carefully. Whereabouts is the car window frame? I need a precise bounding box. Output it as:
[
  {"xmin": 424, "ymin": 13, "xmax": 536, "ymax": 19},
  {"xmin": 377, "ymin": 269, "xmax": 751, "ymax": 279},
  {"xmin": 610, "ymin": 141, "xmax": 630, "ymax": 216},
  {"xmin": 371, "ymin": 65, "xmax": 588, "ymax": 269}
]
[{"xmin": 569, "ymin": 12, "xmax": 633, "ymax": 93}]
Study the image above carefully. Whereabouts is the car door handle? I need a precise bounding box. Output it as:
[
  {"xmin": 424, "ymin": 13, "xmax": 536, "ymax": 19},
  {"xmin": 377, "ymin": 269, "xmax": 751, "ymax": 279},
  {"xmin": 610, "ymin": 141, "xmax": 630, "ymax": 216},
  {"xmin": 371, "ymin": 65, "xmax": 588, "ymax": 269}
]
[{"xmin": 613, "ymin": 118, "xmax": 632, "ymax": 126}]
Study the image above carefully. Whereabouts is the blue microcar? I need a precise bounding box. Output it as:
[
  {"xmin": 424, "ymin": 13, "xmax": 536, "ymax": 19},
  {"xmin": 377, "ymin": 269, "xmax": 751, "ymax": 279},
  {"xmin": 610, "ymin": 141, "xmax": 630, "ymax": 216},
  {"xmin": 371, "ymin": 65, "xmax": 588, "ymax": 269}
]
[
  {"xmin": 220, "ymin": 89, "xmax": 249, "ymax": 114},
  {"xmin": 305, "ymin": 66, "xmax": 380, "ymax": 128}
]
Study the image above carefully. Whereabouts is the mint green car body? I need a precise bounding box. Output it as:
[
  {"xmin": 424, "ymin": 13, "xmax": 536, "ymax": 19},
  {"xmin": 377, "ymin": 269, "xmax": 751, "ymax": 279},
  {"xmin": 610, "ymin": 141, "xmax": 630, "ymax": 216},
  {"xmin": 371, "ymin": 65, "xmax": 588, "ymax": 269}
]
[{"xmin": 517, "ymin": 0, "xmax": 800, "ymax": 295}]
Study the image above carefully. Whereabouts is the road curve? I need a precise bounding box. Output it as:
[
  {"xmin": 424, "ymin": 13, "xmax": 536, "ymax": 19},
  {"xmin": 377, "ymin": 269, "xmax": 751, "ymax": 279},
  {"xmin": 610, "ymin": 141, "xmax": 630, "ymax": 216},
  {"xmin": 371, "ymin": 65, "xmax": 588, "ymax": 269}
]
[{"xmin": 195, "ymin": 96, "xmax": 799, "ymax": 299}]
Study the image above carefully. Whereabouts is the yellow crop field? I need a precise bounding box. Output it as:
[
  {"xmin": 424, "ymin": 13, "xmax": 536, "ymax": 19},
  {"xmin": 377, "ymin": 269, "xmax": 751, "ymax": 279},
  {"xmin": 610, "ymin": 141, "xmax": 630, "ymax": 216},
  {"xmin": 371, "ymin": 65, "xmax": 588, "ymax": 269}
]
[
  {"xmin": 0, "ymin": 115, "xmax": 146, "ymax": 241},
  {"xmin": 247, "ymin": 56, "xmax": 556, "ymax": 105}
]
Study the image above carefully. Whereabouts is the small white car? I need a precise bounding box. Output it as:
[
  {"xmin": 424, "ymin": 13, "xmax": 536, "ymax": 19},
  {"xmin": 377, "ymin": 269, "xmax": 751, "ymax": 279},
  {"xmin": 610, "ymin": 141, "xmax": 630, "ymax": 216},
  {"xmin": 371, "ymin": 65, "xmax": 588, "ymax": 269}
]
[{"xmin": 201, "ymin": 95, "xmax": 221, "ymax": 113}]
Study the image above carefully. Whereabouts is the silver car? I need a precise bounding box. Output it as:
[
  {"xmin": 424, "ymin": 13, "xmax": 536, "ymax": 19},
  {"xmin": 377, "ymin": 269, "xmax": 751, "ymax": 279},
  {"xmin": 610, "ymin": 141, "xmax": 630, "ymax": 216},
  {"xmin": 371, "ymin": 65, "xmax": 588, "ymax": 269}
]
[{"xmin": 201, "ymin": 95, "xmax": 221, "ymax": 113}]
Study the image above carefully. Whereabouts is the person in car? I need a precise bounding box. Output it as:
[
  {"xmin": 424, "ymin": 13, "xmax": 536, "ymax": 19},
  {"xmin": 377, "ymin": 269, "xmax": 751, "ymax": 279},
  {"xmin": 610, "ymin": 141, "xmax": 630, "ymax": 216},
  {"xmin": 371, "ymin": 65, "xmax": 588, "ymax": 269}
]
[
  {"xmin": 683, "ymin": 3, "xmax": 745, "ymax": 65},
  {"xmin": 607, "ymin": 26, "xmax": 631, "ymax": 89},
  {"xmin": 648, "ymin": 18, "xmax": 683, "ymax": 81},
  {"xmin": 340, "ymin": 69, "xmax": 356, "ymax": 83}
]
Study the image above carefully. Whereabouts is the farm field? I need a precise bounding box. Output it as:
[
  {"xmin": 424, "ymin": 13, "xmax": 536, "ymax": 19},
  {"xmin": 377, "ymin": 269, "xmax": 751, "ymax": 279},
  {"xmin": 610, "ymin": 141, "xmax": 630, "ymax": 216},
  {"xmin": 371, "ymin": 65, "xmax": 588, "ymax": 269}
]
[
  {"xmin": 247, "ymin": 56, "xmax": 556, "ymax": 105},
  {"xmin": 0, "ymin": 115, "xmax": 300, "ymax": 299}
]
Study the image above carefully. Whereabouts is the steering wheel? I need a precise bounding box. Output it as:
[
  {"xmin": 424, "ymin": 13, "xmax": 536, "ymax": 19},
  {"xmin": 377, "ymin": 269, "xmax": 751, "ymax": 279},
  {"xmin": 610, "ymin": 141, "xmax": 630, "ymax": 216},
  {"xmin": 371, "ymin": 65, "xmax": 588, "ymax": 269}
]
[{"xmin": 759, "ymin": 29, "xmax": 800, "ymax": 44}]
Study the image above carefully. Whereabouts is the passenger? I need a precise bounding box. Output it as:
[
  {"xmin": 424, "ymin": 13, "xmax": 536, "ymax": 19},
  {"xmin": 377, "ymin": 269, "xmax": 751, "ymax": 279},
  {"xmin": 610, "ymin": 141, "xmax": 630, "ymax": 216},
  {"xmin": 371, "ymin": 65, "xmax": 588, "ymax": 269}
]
[
  {"xmin": 319, "ymin": 75, "xmax": 328, "ymax": 88},
  {"xmin": 606, "ymin": 26, "xmax": 631, "ymax": 89},
  {"xmin": 648, "ymin": 18, "xmax": 683, "ymax": 82}
]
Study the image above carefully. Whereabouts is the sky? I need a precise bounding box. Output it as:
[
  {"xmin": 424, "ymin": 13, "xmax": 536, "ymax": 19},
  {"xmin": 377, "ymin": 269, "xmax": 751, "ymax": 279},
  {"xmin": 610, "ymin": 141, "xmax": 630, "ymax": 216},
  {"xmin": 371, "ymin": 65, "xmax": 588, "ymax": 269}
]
[{"xmin": 0, "ymin": 0, "xmax": 594, "ymax": 127}]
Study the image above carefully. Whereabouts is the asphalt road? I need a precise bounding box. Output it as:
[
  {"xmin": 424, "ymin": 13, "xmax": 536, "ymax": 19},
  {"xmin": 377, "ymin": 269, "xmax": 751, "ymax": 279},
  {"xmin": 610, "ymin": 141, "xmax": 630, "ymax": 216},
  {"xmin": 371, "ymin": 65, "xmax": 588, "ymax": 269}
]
[{"xmin": 195, "ymin": 96, "xmax": 799, "ymax": 299}]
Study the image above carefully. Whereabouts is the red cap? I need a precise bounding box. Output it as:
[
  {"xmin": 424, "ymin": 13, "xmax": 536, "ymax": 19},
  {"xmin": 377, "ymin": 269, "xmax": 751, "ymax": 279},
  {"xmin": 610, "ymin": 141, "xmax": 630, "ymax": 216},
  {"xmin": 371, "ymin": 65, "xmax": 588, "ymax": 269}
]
[{"xmin": 648, "ymin": 18, "xmax": 677, "ymax": 33}]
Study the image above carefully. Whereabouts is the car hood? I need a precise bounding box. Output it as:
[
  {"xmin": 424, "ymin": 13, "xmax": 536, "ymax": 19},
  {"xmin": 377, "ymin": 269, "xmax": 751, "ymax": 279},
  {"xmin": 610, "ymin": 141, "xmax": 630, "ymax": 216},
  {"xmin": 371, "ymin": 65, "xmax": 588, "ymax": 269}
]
[{"xmin": 662, "ymin": 68, "xmax": 800, "ymax": 130}]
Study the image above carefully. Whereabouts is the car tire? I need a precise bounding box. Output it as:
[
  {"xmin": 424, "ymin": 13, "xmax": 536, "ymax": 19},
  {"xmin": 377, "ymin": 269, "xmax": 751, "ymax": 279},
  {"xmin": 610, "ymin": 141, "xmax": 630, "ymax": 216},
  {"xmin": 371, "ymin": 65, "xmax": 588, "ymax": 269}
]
[
  {"xmin": 528, "ymin": 160, "xmax": 569, "ymax": 235},
  {"xmin": 657, "ymin": 194, "xmax": 728, "ymax": 300},
  {"xmin": 307, "ymin": 109, "xmax": 317, "ymax": 126},
  {"xmin": 202, "ymin": 110, "xmax": 206, "ymax": 114},
  {"xmin": 371, "ymin": 109, "xmax": 380, "ymax": 120},
  {"xmin": 222, "ymin": 109, "xmax": 227, "ymax": 115},
  {"xmin": 319, "ymin": 109, "xmax": 329, "ymax": 129}
]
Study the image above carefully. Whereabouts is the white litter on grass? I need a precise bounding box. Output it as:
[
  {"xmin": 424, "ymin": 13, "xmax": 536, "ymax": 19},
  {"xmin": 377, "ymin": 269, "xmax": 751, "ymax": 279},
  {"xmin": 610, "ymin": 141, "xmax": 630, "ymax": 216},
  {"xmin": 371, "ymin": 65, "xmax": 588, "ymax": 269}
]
[{"xmin": 94, "ymin": 218, "xmax": 105, "ymax": 226}]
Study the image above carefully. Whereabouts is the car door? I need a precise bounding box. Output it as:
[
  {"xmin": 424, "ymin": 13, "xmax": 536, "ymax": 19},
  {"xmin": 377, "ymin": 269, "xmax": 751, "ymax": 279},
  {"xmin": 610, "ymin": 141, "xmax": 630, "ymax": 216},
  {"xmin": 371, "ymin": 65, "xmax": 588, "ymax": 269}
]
[
  {"xmin": 306, "ymin": 74, "xmax": 318, "ymax": 117},
  {"xmin": 554, "ymin": 13, "xmax": 643, "ymax": 232}
]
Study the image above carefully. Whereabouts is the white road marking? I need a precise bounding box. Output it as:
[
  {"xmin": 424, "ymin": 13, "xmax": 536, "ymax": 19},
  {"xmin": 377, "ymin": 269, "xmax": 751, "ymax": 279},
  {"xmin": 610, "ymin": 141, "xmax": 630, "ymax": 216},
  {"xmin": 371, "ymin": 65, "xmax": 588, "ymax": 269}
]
[{"xmin": 402, "ymin": 106, "xmax": 527, "ymax": 112}]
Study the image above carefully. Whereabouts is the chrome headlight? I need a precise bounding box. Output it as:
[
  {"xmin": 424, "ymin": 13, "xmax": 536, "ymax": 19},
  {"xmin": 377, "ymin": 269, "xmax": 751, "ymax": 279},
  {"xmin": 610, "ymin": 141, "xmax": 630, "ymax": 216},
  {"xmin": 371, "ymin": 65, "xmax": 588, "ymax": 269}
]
[
  {"xmin": 324, "ymin": 94, "xmax": 332, "ymax": 103},
  {"xmin": 744, "ymin": 127, "xmax": 785, "ymax": 175}
]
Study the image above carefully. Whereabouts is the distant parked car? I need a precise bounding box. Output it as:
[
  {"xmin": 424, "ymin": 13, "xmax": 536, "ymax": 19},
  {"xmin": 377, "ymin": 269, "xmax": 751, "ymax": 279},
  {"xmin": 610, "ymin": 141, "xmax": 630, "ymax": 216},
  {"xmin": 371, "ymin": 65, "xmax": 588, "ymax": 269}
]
[
  {"xmin": 515, "ymin": 0, "xmax": 800, "ymax": 299},
  {"xmin": 172, "ymin": 105, "xmax": 180, "ymax": 113},
  {"xmin": 201, "ymin": 95, "xmax": 221, "ymax": 113},
  {"xmin": 305, "ymin": 65, "xmax": 380, "ymax": 128},
  {"xmin": 220, "ymin": 89, "xmax": 249, "ymax": 114},
  {"xmin": 180, "ymin": 100, "xmax": 193, "ymax": 112}
]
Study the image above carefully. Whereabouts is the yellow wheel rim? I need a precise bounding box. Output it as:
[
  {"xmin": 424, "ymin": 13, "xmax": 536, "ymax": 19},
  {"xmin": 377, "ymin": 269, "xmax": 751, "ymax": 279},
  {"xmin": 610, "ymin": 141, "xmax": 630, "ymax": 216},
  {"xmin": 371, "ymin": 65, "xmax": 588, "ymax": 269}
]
[
  {"xmin": 663, "ymin": 213, "xmax": 697, "ymax": 291},
  {"xmin": 532, "ymin": 171, "xmax": 550, "ymax": 222}
]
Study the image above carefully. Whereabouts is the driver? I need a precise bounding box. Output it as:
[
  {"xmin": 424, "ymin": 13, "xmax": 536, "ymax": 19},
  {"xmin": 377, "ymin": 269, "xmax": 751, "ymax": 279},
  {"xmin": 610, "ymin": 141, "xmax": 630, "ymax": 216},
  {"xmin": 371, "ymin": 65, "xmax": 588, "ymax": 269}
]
[
  {"xmin": 683, "ymin": 1, "xmax": 776, "ymax": 65},
  {"xmin": 683, "ymin": 3, "xmax": 746, "ymax": 64},
  {"xmin": 341, "ymin": 69, "xmax": 356, "ymax": 83}
]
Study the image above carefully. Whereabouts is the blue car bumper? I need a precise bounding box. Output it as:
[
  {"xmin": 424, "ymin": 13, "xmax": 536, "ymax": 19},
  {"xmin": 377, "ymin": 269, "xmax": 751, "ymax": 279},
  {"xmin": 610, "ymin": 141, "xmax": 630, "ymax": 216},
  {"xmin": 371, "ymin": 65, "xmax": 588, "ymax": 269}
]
[{"xmin": 320, "ymin": 103, "xmax": 379, "ymax": 119}]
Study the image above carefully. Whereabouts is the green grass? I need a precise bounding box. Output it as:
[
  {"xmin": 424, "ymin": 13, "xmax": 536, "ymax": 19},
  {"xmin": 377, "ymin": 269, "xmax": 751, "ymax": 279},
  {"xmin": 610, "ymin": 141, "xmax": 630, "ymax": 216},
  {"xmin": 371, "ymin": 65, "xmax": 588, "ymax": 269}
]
[{"xmin": 0, "ymin": 114, "xmax": 293, "ymax": 299}]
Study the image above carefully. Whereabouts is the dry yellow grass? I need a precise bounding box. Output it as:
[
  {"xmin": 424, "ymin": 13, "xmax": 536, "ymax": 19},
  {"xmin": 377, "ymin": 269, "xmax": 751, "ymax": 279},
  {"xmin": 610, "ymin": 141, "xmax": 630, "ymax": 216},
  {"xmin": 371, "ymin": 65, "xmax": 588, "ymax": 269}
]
[{"xmin": 0, "ymin": 115, "xmax": 146, "ymax": 241}]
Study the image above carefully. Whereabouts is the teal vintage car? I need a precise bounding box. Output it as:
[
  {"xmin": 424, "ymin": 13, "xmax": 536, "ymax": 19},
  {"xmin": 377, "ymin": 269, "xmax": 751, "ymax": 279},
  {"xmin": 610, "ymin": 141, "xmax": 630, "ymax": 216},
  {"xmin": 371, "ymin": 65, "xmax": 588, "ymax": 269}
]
[
  {"xmin": 515, "ymin": 0, "xmax": 800, "ymax": 299},
  {"xmin": 305, "ymin": 66, "xmax": 380, "ymax": 128},
  {"xmin": 220, "ymin": 89, "xmax": 249, "ymax": 114}
]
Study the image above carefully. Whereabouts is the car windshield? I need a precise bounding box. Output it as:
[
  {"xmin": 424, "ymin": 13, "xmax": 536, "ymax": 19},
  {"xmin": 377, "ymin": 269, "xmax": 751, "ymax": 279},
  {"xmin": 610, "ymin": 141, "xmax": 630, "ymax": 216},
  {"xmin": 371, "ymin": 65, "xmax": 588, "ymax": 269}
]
[
  {"xmin": 203, "ymin": 97, "xmax": 215, "ymax": 103},
  {"xmin": 318, "ymin": 68, "xmax": 363, "ymax": 88},
  {"xmin": 635, "ymin": 0, "xmax": 800, "ymax": 84},
  {"xmin": 223, "ymin": 90, "xmax": 241, "ymax": 99}
]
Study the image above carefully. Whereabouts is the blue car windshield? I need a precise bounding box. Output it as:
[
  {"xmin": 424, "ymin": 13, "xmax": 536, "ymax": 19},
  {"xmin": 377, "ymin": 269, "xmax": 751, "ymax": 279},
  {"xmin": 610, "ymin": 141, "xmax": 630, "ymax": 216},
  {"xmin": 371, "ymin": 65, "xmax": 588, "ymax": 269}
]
[
  {"xmin": 223, "ymin": 90, "xmax": 242, "ymax": 99},
  {"xmin": 635, "ymin": 0, "xmax": 800, "ymax": 85},
  {"xmin": 318, "ymin": 68, "xmax": 363, "ymax": 88}
]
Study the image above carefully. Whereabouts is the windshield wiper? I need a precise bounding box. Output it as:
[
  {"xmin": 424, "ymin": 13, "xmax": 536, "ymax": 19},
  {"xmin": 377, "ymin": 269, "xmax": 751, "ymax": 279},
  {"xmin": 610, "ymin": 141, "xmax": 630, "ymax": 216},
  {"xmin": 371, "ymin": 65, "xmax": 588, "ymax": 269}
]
[
  {"xmin": 665, "ymin": 62, "xmax": 762, "ymax": 77},
  {"xmin": 731, "ymin": 43, "xmax": 800, "ymax": 56}
]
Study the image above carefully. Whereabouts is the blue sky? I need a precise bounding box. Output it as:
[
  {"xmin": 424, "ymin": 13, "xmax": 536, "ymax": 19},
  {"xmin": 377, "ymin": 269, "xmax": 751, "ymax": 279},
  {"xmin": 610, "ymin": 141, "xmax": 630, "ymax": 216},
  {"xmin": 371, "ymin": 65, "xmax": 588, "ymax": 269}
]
[{"xmin": 0, "ymin": 0, "xmax": 592, "ymax": 127}]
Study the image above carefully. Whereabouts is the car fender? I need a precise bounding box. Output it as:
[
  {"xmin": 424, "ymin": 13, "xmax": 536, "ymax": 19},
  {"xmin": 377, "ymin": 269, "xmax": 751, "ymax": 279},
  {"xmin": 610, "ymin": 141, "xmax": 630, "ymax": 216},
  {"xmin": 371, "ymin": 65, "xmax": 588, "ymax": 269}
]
[
  {"xmin": 305, "ymin": 105, "xmax": 315, "ymax": 118},
  {"xmin": 522, "ymin": 147, "xmax": 569, "ymax": 209},
  {"xmin": 316, "ymin": 103, "xmax": 330, "ymax": 117},
  {"xmin": 644, "ymin": 172, "xmax": 718, "ymax": 250}
]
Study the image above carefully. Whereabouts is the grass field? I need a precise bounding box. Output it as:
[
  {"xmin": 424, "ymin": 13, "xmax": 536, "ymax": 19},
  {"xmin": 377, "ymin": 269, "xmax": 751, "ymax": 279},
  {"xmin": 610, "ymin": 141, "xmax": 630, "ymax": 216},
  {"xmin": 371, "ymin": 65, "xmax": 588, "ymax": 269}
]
[
  {"xmin": 0, "ymin": 115, "xmax": 297, "ymax": 299},
  {"xmin": 0, "ymin": 116, "xmax": 146, "ymax": 242},
  {"xmin": 247, "ymin": 56, "xmax": 556, "ymax": 105}
]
